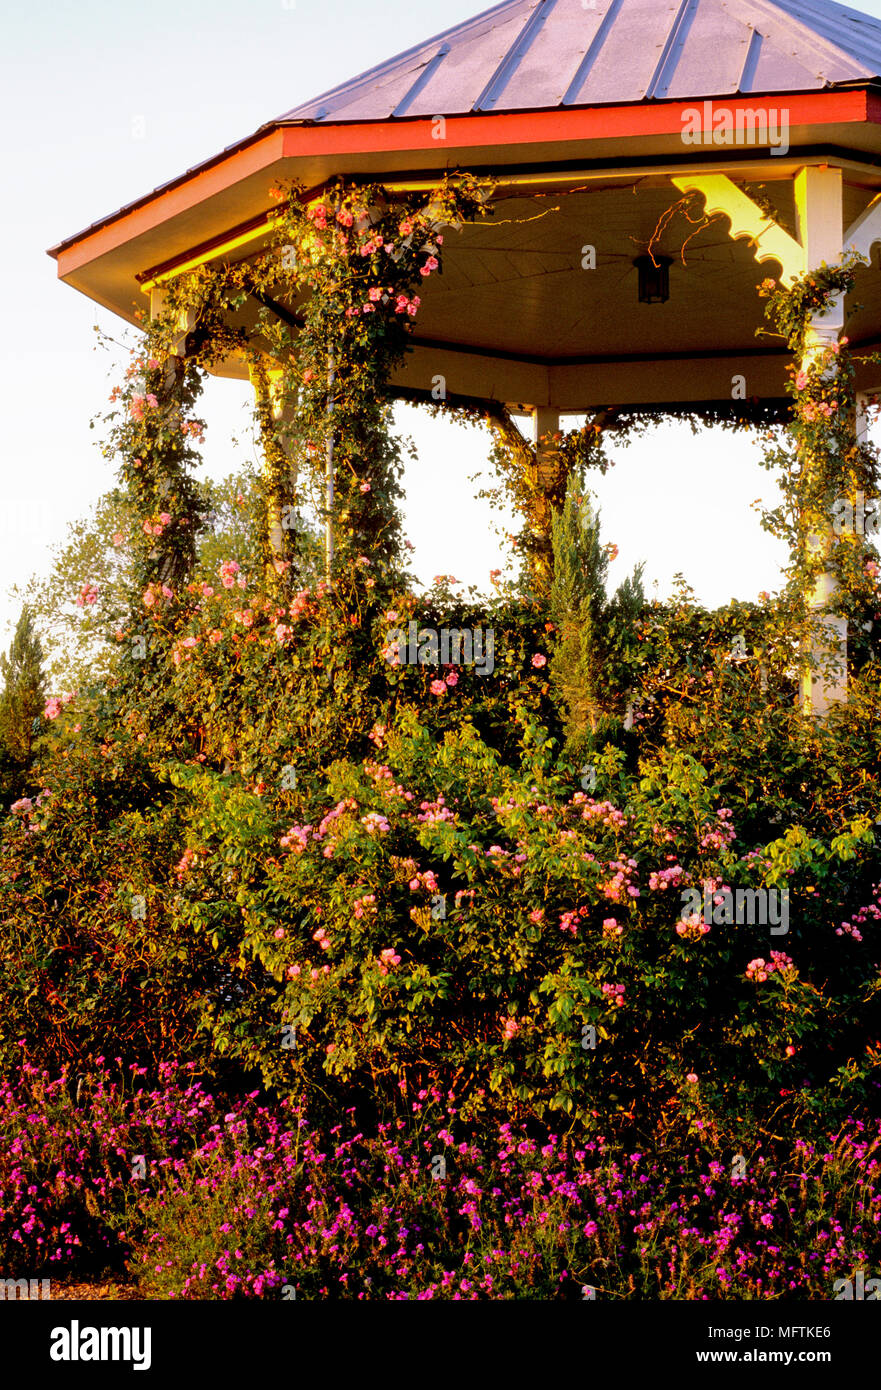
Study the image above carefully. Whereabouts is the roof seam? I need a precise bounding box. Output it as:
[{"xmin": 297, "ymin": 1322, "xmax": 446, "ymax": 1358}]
[
  {"xmin": 393, "ymin": 44, "xmax": 452, "ymax": 117},
  {"xmin": 473, "ymin": 0, "xmax": 557, "ymax": 111},
  {"xmin": 739, "ymin": 25, "xmax": 764, "ymax": 91},
  {"xmin": 561, "ymin": 0, "xmax": 626, "ymax": 107},
  {"xmin": 646, "ymin": 0, "xmax": 702, "ymax": 100}
]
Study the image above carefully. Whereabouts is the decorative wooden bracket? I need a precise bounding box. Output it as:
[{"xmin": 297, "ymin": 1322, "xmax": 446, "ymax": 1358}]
[
  {"xmin": 670, "ymin": 174, "xmax": 804, "ymax": 285},
  {"xmin": 843, "ymin": 194, "xmax": 881, "ymax": 264}
]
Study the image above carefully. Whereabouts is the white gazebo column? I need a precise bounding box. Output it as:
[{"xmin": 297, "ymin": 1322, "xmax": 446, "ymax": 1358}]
[
  {"xmin": 325, "ymin": 355, "xmax": 336, "ymax": 585},
  {"xmin": 149, "ymin": 285, "xmax": 194, "ymax": 382},
  {"xmin": 671, "ymin": 167, "xmax": 854, "ymax": 716},
  {"xmin": 531, "ymin": 405, "xmax": 561, "ymax": 587},
  {"xmin": 532, "ymin": 407, "xmax": 560, "ymax": 454},
  {"xmin": 794, "ymin": 167, "xmax": 848, "ymax": 717},
  {"xmin": 147, "ymin": 286, "xmax": 196, "ymax": 578},
  {"xmin": 248, "ymin": 363, "xmax": 298, "ymax": 567},
  {"xmin": 532, "ymin": 406, "xmax": 561, "ymax": 505}
]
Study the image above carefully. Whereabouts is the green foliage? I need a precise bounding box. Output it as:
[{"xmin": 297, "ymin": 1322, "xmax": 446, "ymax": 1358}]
[{"xmin": 2, "ymin": 185, "xmax": 880, "ymax": 1181}]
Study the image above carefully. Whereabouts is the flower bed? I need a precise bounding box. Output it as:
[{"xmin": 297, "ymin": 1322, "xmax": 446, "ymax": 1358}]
[{"xmin": 1, "ymin": 1058, "xmax": 878, "ymax": 1299}]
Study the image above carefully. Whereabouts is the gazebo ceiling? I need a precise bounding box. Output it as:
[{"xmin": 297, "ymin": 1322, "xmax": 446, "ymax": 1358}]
[{"xmin": 48, "ymin": 0, "xmax": 881, "ymax": 411}]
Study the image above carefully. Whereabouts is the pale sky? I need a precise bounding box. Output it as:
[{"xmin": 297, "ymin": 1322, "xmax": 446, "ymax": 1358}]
[{"xmin": 3, "ymin": 0, "xmax": 880, "ymax": 650}]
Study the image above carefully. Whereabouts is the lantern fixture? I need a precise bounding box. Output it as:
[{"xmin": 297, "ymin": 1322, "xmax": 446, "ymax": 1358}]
[{"xmin": 634, "ymin": 254, "xmax": 672, "ymax": 304}]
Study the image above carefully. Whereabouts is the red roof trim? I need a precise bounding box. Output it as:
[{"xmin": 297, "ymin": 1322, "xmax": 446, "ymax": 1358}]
[
  {"xmin": 51, "ymin": 90, "xmax": 873, "ymax": 276},
  {"xmin": 280, "ymin": 90, "xmax": 872, "ymax": 154}
]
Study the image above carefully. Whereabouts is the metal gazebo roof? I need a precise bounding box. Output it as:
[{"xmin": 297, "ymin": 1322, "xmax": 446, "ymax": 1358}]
[{"xmin": 277, "ymin": 0, "xmax": 881, "ymax": 123}]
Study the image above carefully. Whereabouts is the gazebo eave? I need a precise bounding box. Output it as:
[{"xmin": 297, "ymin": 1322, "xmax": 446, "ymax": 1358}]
[{"xmin": 49, "ymin": 87, "xmax": 881, "ymax": 319}]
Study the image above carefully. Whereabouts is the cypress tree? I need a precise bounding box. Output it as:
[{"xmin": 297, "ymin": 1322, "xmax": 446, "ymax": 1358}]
[
  {"xmin": 549, "ymin": 478, "xmax": 644, "ymax": 749},
  {"xmin": 0, "ymin": 605, "xmax": 47, "ymax": 763}
]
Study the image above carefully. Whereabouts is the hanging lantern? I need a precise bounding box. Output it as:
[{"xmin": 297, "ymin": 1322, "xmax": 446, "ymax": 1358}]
[{"xmin": 634, "ymin": 254, "xmax": 672, "ymax": 304}]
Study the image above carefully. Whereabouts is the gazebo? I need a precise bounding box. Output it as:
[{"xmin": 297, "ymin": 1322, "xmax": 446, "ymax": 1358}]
[{"xmin": 49, "ymin": 0, "xmax": 881, "ymax": 713}]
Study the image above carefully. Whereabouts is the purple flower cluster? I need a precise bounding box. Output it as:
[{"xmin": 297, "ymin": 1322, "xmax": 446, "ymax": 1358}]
[{"xmin": 1, "ymin": 1057, "xmax": 879, "ymax": 1299}]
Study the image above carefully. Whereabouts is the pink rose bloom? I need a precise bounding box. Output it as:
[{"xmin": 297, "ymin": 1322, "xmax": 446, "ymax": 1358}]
[
  {"xmin": 274, "ymin": 927, "xmax": 285, "ymax": 940},
  {"xmin": 531, "ymin": 653, "xmax": 547, "ymax": 668},
  {"xmin": 142, "ymin": 589, "xmax": 155, "ymax": 607},
  {"xmin": 181, "ymin": 636, "xmax": 198, "ymax": 649},
  {"xmin": 162, "ymin": 585, "xmax": 173, "ymax": 599},
  {"xmin": 10, "ymin": 798, "xmax": 33, "ymax": 814},
  {"xmin": 145, "ymin": 393, "xmax": 158, "ymax": 408},
  {"xmin": 44, "ymin": 698, "xmax": 62, "ymax": 720},
  {"xmin": 201, "ymin": 585, "xmax": 214, "ymax": 597},
  {"xmin": 445, "ymin": 671, "xmax": 458, "ymax": 686},
  {"xmin": 430, "ymin": 680, "xmax": 447, "ymax": 696},
  {"xmin": 368, "ymin": 287, "xmax": 383, "ymax": 302},
  {"xmin": 112, "ymin": 532, "xmax": 124, "ymax": 547},
  {"xmin": 236, "ymin": 575, "xmax": 247, "ymax": 589},
  {"xmin": 795, "ymin": 370, "xmax": 808, "ymax": 390},
  {"xmin": 686, "ymin": 1073, "xmax": 698, "ymax": 1084},
  {"xmin": 359, "ymin": 482, "xmax": 371, "ymax": 493},
  {"xmin": 208, "ymin": 630, "xmax": 223, "ymax": 645},
  {"xmin": 275, "ymin": 624, "xmax": 292, "ymax": 643},
  {"xmin": 159, "ymin": 512, "xmax": 171, "ymax": 525},
  {"xmin": 242, "ymin": 611, "xmax": 254, "ymax": 628}
]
